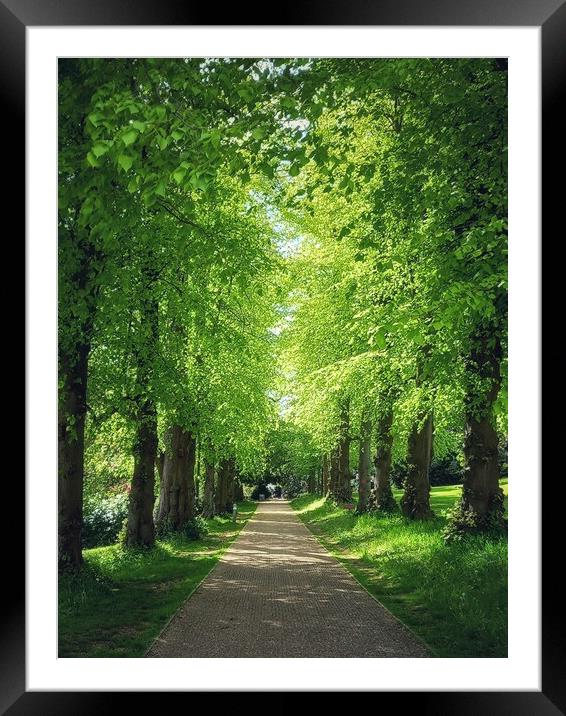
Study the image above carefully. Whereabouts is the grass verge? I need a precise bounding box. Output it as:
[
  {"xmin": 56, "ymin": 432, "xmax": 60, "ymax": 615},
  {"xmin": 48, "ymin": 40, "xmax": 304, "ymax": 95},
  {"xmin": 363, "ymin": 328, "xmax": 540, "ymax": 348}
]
[
  {"xmin": 291, "ymin": 481, "xmax": 507, "ymax": 658},
  {"xmin": 58, "ymin": 501, "xmax": 256, "ymax": 657}
]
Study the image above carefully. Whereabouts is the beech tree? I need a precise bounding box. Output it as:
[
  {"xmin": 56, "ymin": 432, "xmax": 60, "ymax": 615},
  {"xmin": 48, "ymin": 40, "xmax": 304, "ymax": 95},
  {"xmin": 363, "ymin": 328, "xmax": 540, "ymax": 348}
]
[{"xmin": 59, "ymin": 57, "xmax": 507, "ymax": 569}]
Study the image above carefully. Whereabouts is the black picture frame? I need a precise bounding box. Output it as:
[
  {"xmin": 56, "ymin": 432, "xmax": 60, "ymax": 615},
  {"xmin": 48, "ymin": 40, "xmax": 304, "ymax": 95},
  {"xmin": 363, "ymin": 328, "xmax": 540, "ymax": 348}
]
[{"xmin": 9, "ymin": 0, "xmax": 557, "ymax": 710}]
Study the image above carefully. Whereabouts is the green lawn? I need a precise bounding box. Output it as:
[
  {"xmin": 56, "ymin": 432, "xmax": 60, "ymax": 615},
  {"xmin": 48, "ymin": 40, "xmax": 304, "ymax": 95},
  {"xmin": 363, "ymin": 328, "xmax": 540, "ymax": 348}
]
[
  {"xmin": 292, "ymin": 480, "xmax": 508, "ymax": 658},
  {"xmin": 58, "ymin": 501, "xmax": 256, "ymax": 657}
]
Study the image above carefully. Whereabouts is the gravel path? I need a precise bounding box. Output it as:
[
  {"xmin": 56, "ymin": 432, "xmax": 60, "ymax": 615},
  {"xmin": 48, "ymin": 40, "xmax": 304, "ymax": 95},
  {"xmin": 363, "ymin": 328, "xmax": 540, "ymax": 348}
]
[{"xmin": 146, "ymin": 500, "xmax": 429, "ymax": 657}]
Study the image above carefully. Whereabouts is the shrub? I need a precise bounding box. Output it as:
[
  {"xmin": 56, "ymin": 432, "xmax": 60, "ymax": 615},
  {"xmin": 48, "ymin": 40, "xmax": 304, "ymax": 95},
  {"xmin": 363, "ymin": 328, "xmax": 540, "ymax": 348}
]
[
  {"xmin": 182, "ymin": 516, "xmax": 209, "ymax": 540},
  {"xmin": 82, "ymin": 492, "xmax": 129, "ymax": 548},
  {"xmin": 155, "ymin": 516, "xmax": 175, "ymax": 539},
  {"xmin": 154, "ymin": 515, "xmax": 209, "ymax": 541}
]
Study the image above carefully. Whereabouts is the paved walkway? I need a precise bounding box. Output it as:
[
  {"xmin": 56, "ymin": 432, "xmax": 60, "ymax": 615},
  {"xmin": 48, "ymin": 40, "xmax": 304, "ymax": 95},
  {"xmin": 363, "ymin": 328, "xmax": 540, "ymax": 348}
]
[{"xmin": 147, "ymin": 500, "xmax": 428, "ymax": 657}]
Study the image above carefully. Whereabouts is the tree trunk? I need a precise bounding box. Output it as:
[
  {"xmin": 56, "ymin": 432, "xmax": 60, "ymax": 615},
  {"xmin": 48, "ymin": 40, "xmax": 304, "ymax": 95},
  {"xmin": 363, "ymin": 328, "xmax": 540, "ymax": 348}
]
[
  {"xmin": 202, "ymin": 459, "xmax": 215, "ymax": 518},
  {"xmin": 328, "ymin": 447, "xmax": 340, "ymax": 500},
  {"xmin": 127, "ymin": 407, "xmax": 158, "ymax": 547},
  {"xmin": 308, "ymin": 468, "xmax": 316, "ymax": 494},
  {"xmin": 233, "ymin": 478, "xmax": 244, "ymax": 502},
  {"xmin": 356, "ymin": 414, "xmax": 372, "ymax": 514},
  {"xmin": 58, "ymin": 227, "xmax": 104, "ymax": 569},
  {"xmin": 156, "ymin": 450, "xmax": 165, "ymax": 483},
  {"xmin": 322, "ymin": 454, "xmax": 330, "ymax": 496},
  {"xmin": 58, "ymin": 344, "xmax": 89, "ymax": 569},
  {"xmin": 194, "ymin": 439, "xmax": 200, "ymax": 501},
  {"xmin": 369, "ymin": 409, "xmax": 397, "ymax": 512},
  {"xmin": 126, "ymin": 269, "xmax": 159, "ymax": 547},
  {"xmin": 450, "ymin": 328, "xmax": 506, "ymax": 535},
  {"xmin": 215, "ymin": 458, "xmax": 230, "ymax": 514},
  {"xmin": 337, "ymin": 402, "xmax": 352, "ymax": 501},
  {"xmin": 156, "ymin": 426, "xmax": 197, "ymax": 531},
  {"xmin": 401, "ymin": 413, "xmax": 434, "ymax": 520},
  {"xmin": 225, "ymin": 457, "xmax": 236, "ymax": 512}
]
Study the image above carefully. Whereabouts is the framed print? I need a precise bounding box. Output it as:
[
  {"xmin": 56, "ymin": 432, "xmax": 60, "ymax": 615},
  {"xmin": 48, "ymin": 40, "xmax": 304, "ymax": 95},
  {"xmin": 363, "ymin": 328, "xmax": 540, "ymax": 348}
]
[{"xmin": 8, "ymin": 0, "xmax": 558, "ymax": 710}]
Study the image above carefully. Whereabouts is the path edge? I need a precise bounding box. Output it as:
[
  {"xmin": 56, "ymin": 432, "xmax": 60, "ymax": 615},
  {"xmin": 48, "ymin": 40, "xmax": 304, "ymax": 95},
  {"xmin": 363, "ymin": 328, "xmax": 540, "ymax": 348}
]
[
  {"xmin": 291, "ymin": 501, "xmax": 435, "ymax": 658},
  {"xmin": 144, "ymin": 506, "xmax": 256, "ymax": 658}
]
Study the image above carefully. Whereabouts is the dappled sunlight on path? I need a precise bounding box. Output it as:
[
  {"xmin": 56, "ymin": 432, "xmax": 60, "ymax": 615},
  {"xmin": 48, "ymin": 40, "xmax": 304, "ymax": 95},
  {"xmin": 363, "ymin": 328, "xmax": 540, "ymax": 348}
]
[{"xmin": 147, "ymin": 501, "xmax": 428, "ymax": 658}]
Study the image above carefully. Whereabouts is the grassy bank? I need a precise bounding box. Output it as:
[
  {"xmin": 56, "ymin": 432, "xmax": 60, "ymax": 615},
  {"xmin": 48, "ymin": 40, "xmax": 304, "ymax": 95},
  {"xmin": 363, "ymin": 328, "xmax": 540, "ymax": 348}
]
[
  {"xmin": 292, "ymin": 481, "xmax": 508, "ymax": 658},
  {"xmin": 59, "ymin": 501, "xmax": 256, "ymax": 657}
]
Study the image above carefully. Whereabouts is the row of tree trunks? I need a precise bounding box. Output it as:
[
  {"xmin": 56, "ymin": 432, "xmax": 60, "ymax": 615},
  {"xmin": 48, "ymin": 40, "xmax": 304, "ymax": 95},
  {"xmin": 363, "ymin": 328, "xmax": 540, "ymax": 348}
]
[{"xmin": 156, "ymin": 426, "xmax": 197, "ymax": 530}]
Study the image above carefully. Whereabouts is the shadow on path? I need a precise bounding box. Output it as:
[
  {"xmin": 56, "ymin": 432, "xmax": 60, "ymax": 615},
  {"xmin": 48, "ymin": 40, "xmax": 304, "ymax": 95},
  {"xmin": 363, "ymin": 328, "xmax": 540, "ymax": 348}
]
[{"xmin": 146, "ymin": 501, "xmax": 429, "ymax": 658}]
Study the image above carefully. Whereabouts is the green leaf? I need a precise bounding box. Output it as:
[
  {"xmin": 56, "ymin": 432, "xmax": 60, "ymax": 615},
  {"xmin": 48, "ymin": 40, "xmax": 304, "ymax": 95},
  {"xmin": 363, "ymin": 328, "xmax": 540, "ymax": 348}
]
[
  {"xmin": 92, "ymin": 143, "xmax": 109, "ymax": 158},
  {"xmin": 118, "ymin": 154, "xmax": 134, "ymax": 172},
  {"xmin": 172, "ymin": 167, "xmax": 186, "ymax": 185},
  {"xmin": 86, "ymin": 152, "xmax": 100, "ymax": 168},
  {"xmin": 122, "ymin": 129, "xmax": 139, "ymax": 147},
  {"xmin": 375, "ymin": 330, "xmax": 387, "ymax": 350},
  {"xmin": 154, "ymin": 180, "xmax": 167, "ymax": 197},
  {"xmin": 87, "ymin": 112, "xmax": 102, "ymax": 127},
  {"xmin": 190, "ymin": 174, "xmax": 209, "ymax": 191}
]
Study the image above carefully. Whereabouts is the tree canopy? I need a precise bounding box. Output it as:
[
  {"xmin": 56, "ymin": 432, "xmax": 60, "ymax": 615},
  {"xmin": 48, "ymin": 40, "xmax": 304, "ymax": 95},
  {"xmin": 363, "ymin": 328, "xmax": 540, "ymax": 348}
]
[{"xmin": 58, "ymin": 57, "xmax": 507, "ymax": 568}]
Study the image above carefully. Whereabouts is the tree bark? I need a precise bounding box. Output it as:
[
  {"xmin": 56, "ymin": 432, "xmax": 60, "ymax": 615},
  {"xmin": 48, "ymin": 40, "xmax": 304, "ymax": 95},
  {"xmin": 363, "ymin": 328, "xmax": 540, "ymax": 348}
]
[
  {"xmin": 233, "ymin": 478, "xmax": 244, "ymax": 502},
  {"xmin": 225, "ymin": 457, "xmax": 236, "ymax": 511},
  {"xmin": 126, "ymin": 268, "xmax": 159, "ymax": 547},
  {"xmin": 58, "ymin": 229, "xmax": 102, "ymax": 569},
  {"xmin": 337, "ymin": 402, "xmax": 352, "ymax": 501},
  {"xmin": 328, "ymin": 447, "xmax": 340, "ymax": 500},
  {"xmin": 451, "ymin": 327, "xmax": 506, "ymax": 535},
  {"xmin": 127, "ymin": 406, "xmax": 158, "ymax": 547},
  {"xmin": 322, "ymin": 454, "xmax": 330, "ymax": 496},
  {"xmin": 401, "ymin": 413, "xmax": 434, "ymax": 520},
  {"xmin": 369, "ymin": 409, "xmax": 397, "ymax": 513},
  {"xmin": 215, "ymin": 458, "xmax": 230, "ymax": 514},
  {"xmin": 156, "ymin": 450, "xmax": 165, "ymax": 483},
  {"xmin": 356, "ymin": 414, "xmax": 372, "ymax": 514},
  {"xmin": 307, "ymin": 468, "xmax": 316, "ymax": 494},
  {"xmin": 58, "ymin": 344, "xmax": 89, "ymax": 569},
  {"xmin": 201, "ymin": 459, "xmax": 215, "ymax": 518},
  {"xmin": 156, "ymin": 426, "xmax": 197, "ymax": 531}
]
